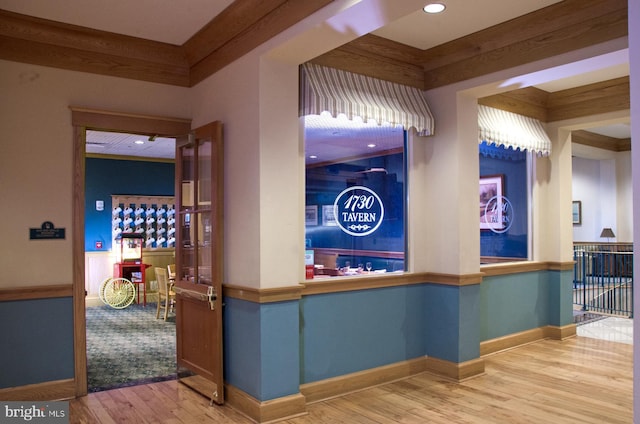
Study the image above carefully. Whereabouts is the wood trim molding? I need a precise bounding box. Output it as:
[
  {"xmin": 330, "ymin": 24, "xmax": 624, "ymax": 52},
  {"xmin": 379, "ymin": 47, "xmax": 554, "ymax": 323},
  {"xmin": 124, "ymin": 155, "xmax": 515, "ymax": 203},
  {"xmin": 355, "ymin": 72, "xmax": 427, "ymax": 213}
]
[
  {"xmin": 419, "ymin": 0, "xmax": 627, "ymax": 90},
  {"xmin": 225, "ymin": 384, "xmax": 307, "ymax": 423},
  {"xmin": 69, "ymin": 107, "xmax": 191, "ymax": 136},
  {"xmin": 572, "ymin": 129, "xmax": 631, "ymax": 152},
  {"xmin": 0, "ymin": 10, "xmax": 190, "ymax": 86},
  {"xmin": 423, "ymin": 356, "xmax": 485, "ymax": 382},
  {"xmin": 0, "ymin": 284, "xmax": 72, "ymax": 301},
  {"xmin": 223, "ymin": 284, "xmax": 303, "ymax": 303},
  {"xmin": 546, "ymin": 261, "xmax": 577, "ymax": 272},
  {"xmin": 187, "ymin": 0, "xmax": 333, "ymax": 85},
  {"xmin": 481, "ymin": 261, "xmax": 550, "ymax": 276},
  {"xmin": 480, "ymin": 324, "xmax": 577, "ymax": 357},
  {"xmin": 71, "ymin": 109, "xmax": 196, "ymax": 399},
  {"xmin": 0, "ymin": 1, "xmax": 332, "ymax": 87},
  {"xmin": 0, "ymin": 378, "xmax": 75, "ymax": 401},
  {"xmin": 300, "ymin": 356, "xmax": 428, "ymax": 404},
  {"xmin": 225, "ymin": 262, "xmax": 570, "ymax": 300}
]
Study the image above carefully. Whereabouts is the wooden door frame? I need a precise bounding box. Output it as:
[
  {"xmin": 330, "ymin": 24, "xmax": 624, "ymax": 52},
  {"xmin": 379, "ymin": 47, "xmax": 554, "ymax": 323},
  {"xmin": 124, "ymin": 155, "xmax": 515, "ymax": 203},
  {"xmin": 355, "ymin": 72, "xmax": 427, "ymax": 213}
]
[{"xmin": 71, "ymin": 107, "xmax": 191, "ymax": 396}]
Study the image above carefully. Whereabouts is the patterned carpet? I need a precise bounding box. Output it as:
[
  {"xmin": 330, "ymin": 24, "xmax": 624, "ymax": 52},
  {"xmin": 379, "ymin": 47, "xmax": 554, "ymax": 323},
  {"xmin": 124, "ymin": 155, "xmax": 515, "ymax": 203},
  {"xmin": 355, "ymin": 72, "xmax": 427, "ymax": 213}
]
[{"xmin": 86, "ymin": 303, "xmax": 176, "ymax": 392}]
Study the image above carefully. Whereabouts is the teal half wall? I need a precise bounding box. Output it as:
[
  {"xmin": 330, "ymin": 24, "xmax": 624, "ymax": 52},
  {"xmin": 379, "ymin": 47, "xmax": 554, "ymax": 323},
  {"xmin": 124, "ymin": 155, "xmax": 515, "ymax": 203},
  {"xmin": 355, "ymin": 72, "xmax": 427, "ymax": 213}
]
[
  {"xmin": 300, "ymin": 285, "xmax": 426, "ymax": 384},
  {"xmin": 223, "ymin": 297, "xmax": 300, "ymax": 401},
  {"xmin": 0, "ymin": 297, "xmax": 74, "ymax": 389},
  {"xmin": 480, "ymin": 269, "xmax": 574, "ymax": 341},
  {"xmin": 423, "ymin": 284, "xmax": 481, "ymax": 363}
]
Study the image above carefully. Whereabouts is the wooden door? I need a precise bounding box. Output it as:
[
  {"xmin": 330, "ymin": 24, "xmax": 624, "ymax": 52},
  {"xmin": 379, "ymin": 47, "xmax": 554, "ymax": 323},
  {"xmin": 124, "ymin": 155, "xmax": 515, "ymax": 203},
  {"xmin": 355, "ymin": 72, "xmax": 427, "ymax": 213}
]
[{"xmin": 174, "ymin": 121, "xmax": 224, "ymax": 404}]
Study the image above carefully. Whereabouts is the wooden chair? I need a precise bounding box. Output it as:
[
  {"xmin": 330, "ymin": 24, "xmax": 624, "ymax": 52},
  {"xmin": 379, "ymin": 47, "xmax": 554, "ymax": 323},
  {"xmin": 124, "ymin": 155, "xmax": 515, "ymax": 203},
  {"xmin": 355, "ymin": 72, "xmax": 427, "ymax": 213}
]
[
  {"xmin": 155, "ymin": 267, "xmax": 175, "ymax": 321},
  {"xmin": 167, "ymin": 263, "xmax": 176, "ymax": 282}
]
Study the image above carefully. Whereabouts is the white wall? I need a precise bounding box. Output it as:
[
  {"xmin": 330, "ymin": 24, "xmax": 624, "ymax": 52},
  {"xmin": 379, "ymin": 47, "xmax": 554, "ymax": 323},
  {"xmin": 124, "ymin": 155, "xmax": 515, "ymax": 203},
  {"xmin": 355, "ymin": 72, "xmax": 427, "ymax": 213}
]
[
  {"xmin": 572, "ymin": 152, "xmax": 633, "ymax": 242},
  {"xmin": 0, "ymin": 60, "xmax": 190, "ymax": 288}
]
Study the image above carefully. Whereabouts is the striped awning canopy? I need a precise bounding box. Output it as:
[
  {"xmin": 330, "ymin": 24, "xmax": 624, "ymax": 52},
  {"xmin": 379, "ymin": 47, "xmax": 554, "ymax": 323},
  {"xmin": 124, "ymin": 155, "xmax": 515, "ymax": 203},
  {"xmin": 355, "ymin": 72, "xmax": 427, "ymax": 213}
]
[
  {"xmin": 478, "ymin": 105, "xmax": 551, "ymax": 156},
  {"xmin": 300, "ymin": 63, "xmax": 434, "ymax": 136}
]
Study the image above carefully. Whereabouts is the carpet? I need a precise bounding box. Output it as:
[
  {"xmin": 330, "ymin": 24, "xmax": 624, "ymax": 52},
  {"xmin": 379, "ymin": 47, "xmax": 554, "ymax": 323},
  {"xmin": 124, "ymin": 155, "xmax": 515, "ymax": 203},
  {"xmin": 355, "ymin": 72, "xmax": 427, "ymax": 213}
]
[{"xmin": 86, "ymin": 303, "xmax": 176, "ymax": 392}]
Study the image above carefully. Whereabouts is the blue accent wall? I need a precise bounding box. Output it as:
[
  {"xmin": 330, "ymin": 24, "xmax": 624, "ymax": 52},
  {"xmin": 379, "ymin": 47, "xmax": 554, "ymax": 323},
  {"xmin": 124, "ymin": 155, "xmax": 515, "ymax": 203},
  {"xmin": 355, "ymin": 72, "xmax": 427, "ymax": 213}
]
[
  {"xmin": 480, "ymin": 271, "xmax": 554, "ymax": 341},
  {"xmin": 223, "ymin": 270, "xmax": 569, "ymax": 401},
  {"xmin": 224, "ymin": 297, "xmax": 300, "ymax": 400},
  {"xmin": 300, "ymin": 285, "xmax": 425, "ymax": 384},
  {"xmin": 0, "ymin": 298, "xmax": 74, "ymax": 389},
  {"xmin": 424, "ymin": 284, "xmax": 481, "ymax": 363},
  {"xmin": 85, "ymin": 157, "xmax": 174, "ymax": 252}
]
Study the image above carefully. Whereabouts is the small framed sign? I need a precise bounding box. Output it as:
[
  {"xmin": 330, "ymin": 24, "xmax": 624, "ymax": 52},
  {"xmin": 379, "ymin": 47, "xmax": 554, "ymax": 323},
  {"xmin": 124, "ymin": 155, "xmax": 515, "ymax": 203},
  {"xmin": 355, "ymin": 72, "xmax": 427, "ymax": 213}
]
[{"xmin": 30, "ymin": 221, "xmax": 66, "ymax": 240}]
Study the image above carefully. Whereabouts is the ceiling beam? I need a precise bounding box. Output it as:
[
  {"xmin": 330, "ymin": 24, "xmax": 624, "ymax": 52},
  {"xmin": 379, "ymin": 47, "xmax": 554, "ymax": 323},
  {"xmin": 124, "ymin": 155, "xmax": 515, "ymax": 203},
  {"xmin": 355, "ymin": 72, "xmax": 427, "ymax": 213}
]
[
  {"xmin": 0, "ymin": 0, "xmax": 333, "ymax": 87},
  {"xmin": 572, "ymin": 129, "xmax": 631, "ymax": 151},
  {"xmin": 187, "ymin": 0, "xmax": 332, "ymax": 85},
  {"xmin": 0, "ymin": 9, "xmax": 190, "ymax": 86},
  {"xmin": 420, "ymin": 0, "xmax": 627, "ymax": 90}
]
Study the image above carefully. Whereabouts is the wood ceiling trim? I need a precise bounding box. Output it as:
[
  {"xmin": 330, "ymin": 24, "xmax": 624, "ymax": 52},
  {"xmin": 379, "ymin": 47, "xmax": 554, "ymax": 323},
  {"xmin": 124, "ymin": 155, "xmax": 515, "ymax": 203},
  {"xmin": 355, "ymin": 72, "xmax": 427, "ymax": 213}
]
[
  {"xmin": 188, "ymin": 0, "xmax": 332, "ymax": 86},
  {"xmin": 421, "ymin": 2, "xmax": 627, "ymax": 90},
  {"xmin": 572, "ymin": 129, "xmax": 631, "ymax": 152},
  {"xmin": 420, "ymin": 0, "xmax": 626, "ymax": 72},
  {"xmin": 183, "ymin": 0, "xmax": 288, "ymax": 66},
  {"xmin": 0, "ymin": 9, "xmax": 190, "ymax": 86},
  {"xmin": 478, "ymin": 87, "xmax": 549, "ymax": 122},
  {"xmin": 546, "ymin": 76, "xmax": 630, "ymax": 121},
  {"xmin": 310, "ymin": 34, "xmax": 426, "ymax": 89},
  {"xmin": 0, "ymin": 0, "xmax": 332, "ymax": 87}
]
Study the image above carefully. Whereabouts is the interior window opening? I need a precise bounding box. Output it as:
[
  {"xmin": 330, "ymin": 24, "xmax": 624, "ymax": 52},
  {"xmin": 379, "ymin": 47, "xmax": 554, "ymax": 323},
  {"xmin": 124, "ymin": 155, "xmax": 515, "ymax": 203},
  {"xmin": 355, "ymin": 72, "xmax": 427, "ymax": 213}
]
[
  {"xmin": 304, "ymin": 113, "xmax": 407, "ymax": 278},
  {"xmin": 479, "ymin": 141, "xmax": 532, "ymax": 263}
]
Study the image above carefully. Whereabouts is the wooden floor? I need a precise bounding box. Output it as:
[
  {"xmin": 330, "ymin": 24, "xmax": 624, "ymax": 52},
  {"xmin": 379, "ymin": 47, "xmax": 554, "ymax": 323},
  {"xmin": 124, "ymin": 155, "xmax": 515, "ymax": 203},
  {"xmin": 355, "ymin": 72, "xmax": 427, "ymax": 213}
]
[{"xmin": 69, "ymin": 336, "xmax": 632, "ymax": 423}]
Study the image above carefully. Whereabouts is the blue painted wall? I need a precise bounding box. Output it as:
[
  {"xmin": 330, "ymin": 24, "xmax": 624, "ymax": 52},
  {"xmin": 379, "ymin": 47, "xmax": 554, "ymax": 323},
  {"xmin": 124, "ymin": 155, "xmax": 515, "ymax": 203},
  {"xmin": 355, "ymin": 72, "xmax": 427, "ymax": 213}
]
[
  {"xmin": 85, "ymin": 157, "xmax": 174, "ymax": 252},
  {"xmin": 424, "ymin": 284, "xmax": 481, "ymax": 363},
  {"xmin": 300, "ymin": 285, "xmax": 425, "ymax": 384},
  {"xmin": 0, "ymin": 298, "xmax": 74, "ymax": 389},
  {"xmin": 223, "ymin": 297, "xmax": 301, "ymax": 400}
]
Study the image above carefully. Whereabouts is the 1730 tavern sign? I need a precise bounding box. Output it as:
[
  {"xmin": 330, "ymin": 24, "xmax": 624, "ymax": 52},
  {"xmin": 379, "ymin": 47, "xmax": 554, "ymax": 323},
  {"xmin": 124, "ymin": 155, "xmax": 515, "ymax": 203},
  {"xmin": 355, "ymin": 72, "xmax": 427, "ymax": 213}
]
[{"xmin": 333, "ymin": 186, "xmax": 384, "ymax": 237}]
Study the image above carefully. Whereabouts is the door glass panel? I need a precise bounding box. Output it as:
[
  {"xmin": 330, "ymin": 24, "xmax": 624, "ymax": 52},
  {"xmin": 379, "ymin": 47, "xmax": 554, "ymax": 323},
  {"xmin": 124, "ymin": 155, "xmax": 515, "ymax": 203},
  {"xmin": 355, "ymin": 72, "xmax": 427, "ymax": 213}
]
[
  {"xmin": 198, "ymin": 141, "xmax": 212, "ymax": 206},
  {"xmin": 197, "ymin": 213, "xmax": 212, "ymax": 285},
  {"xmin": 181, "ymin": 145, "xmax": 195, "ymax": 209}
]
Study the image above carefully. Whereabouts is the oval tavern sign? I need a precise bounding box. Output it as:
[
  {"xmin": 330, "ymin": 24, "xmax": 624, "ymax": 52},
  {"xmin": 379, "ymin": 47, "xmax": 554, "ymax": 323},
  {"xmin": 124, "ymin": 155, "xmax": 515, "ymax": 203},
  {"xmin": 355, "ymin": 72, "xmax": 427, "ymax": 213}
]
[{"xmin": 333, "ymin": 186, "xmax": 385, "ymax": 237}]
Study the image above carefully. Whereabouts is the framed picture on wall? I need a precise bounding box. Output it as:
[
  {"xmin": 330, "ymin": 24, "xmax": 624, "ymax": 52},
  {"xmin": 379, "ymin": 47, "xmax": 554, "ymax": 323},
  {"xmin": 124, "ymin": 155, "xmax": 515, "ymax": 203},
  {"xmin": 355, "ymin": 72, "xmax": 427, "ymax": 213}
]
[
  {"xmin": 572, "ymin": 201, "xmax": 582, "ymax": 225},
  {"xmin": 479, "ymin": 174, "xmax": 504, "ymax": 230},
  {"xmin": 305, "ymin": 205, "xmax": 318, "ymax": 226},
  {"xmin": 322, "ymin": 205, "xmax": 337, "ymax": 226}
]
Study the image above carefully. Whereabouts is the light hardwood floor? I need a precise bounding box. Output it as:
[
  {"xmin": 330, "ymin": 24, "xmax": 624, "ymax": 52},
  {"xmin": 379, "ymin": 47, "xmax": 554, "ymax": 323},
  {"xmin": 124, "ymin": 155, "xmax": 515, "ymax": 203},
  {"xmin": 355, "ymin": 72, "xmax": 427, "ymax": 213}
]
[{"xmin": 69, "ymin": 336, "xmax": 632, "ymax": 423}]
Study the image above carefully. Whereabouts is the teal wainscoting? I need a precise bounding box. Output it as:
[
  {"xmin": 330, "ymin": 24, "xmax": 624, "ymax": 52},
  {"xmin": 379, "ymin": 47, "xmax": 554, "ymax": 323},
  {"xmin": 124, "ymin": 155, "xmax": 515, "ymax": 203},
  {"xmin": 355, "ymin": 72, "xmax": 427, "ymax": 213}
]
[
  {"xmin": 548, "ymin": 269, "xmax": 575, "ymax": 327},
  {"xmin": 300, "ymin": 284, "xmax": 426, "ymax": 384},
  {"xmin": 480, "ymin": 270, "xmax": 572, "ymax": 342},
  {"xmin": 0, "ymin": 297, "xmax": 74, "ymax": 389},
  {"xmin": 223, "ymin": 297, "xmax": 300, "ymax": 401},
  {"xmin": 423, "ymin": 283, "xmax": 481, "ymax": 363}
]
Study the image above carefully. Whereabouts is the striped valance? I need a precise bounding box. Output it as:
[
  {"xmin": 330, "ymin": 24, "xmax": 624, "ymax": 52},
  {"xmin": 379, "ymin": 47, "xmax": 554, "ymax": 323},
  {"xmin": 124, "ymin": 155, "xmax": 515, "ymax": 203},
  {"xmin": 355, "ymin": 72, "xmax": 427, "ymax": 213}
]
[
  {"xmin": 478, "ymin": 105, "xmax": 551, "ymax": 156},
  {"xmin": 300, "ymin": 63, "xmax": 434, "ymax": 136}
]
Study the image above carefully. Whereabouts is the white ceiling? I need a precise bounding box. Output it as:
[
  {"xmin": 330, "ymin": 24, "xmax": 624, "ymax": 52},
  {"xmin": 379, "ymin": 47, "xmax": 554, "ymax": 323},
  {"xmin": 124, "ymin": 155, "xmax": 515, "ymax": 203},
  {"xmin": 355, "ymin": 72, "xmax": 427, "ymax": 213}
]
[{"xmin": 2, "ymin": 0, "xmax": 629, "ymax": 159}]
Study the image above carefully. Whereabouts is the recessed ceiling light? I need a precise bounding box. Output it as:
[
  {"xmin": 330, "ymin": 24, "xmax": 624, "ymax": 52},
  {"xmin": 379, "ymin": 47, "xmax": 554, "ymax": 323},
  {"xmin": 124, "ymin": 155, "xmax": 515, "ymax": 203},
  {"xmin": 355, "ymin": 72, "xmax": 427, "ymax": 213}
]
[
  {"xmin": 309, "ymin": 155, "xmax": 318, "ymax": 159},
  {"xmin": 423, "ymin": 3, "xmax": 445, "ymax": 13},
  {"xmin": 367, "ymin": 144, "xmax": 377, "ymax": 148},
  {"xmin": 134, "ymin": 139, "xmax": 144, "ymax": 145}
]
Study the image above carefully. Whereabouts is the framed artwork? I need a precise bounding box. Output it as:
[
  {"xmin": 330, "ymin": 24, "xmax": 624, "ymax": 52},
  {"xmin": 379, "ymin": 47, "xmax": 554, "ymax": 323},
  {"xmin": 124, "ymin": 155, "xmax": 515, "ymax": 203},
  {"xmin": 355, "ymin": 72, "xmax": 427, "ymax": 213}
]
[
  {"xmin": 322, "ymin": 205, "xmax": 337, "ymax": 226},
  {"xmin": 479, "ymin": 175, "xmax": 504, "ymax": 230},
  {"xmin": 305, "ymin": 205, "xmax": 318, "ymax": 226},
  {"xmin": 572, "ymin": 201, "xmax": 582, "ymax": 225}
]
